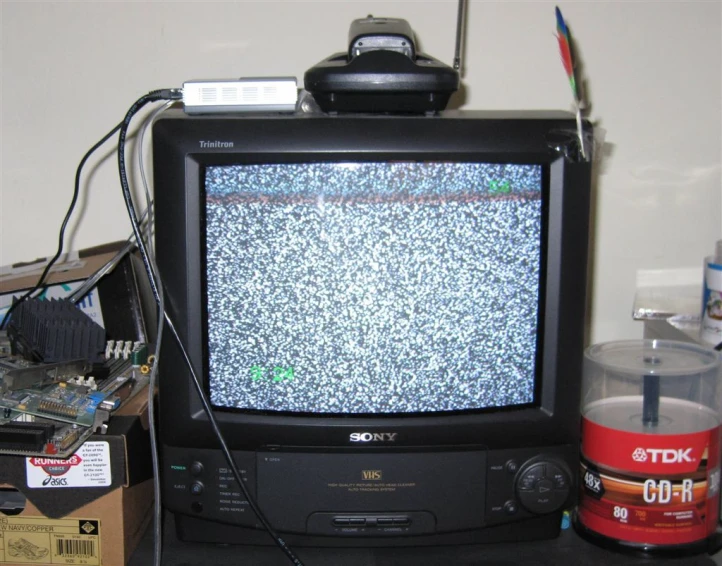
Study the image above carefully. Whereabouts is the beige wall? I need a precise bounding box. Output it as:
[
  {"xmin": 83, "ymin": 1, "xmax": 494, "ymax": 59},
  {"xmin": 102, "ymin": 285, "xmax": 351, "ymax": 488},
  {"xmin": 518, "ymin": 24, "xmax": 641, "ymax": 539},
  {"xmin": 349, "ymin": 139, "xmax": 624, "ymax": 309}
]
[{"xmin": 1, "ymin": 0, "xmax": 720, "ymax": 343}]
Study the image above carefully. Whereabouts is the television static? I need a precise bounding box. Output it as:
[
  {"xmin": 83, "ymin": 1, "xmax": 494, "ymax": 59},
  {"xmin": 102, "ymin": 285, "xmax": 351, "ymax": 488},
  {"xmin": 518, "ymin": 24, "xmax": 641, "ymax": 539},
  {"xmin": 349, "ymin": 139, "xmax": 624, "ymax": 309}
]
[{"xmin": 205, "ymin": 161, "xmax": 543, "ymax": 414}]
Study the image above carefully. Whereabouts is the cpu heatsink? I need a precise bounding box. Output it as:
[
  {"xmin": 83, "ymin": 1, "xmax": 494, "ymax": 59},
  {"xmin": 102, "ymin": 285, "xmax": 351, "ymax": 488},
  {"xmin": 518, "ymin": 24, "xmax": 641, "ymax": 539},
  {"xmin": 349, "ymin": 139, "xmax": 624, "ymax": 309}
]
[{"xmin": 7, "ymin": 298, "xmax": 106, "ymax": 363}]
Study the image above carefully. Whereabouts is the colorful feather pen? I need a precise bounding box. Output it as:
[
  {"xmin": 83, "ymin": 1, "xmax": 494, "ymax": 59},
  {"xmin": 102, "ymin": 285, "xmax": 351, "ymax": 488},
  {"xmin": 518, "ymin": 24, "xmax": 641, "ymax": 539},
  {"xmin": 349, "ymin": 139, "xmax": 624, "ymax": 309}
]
[{"xmin": 555, "ymin": 6, "xmax": 587, "ymax": 160}]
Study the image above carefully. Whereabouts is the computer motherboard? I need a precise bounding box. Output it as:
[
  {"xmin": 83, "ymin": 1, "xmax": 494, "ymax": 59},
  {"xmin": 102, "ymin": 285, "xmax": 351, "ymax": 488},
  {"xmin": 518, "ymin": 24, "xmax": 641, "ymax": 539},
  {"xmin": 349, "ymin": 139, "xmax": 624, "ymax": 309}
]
[{"xmin": 0, "ymin": 341, "xmax": 151, "ymax": 458}]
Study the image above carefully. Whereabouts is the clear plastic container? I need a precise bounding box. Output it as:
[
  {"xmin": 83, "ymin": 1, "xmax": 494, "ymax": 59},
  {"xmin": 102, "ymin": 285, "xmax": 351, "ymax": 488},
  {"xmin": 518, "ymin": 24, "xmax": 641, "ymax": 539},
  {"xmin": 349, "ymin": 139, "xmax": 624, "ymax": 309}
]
[
  {"xmin": 575, "ymin": 339, "xmax": 722, "ymax": 554},
  {"xmin": 582, "ymin": 339, "xmax": 721, "ymax": 434},
  {"xmin": 701, "ymin": 240, "xmax": 722, "ymax": 345}
]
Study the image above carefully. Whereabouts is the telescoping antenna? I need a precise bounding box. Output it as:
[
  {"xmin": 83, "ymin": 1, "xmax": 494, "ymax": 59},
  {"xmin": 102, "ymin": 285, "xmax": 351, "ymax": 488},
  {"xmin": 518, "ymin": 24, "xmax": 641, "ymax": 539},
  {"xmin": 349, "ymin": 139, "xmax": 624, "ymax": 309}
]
[{"xmin": 453, "ymin": 0, "xmax": 468, "ymax": 75}]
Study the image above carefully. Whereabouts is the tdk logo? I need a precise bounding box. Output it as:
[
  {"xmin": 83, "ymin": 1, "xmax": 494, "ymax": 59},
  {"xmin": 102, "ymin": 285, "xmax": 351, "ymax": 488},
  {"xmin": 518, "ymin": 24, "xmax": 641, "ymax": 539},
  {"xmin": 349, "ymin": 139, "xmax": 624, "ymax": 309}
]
[
  {"xmin": 632, "ymin": 447, "xmax": 694, "ymax": 464},
  {"xmin": 349, "ymin": 432, "xmax": 398, "ymax": 443}
]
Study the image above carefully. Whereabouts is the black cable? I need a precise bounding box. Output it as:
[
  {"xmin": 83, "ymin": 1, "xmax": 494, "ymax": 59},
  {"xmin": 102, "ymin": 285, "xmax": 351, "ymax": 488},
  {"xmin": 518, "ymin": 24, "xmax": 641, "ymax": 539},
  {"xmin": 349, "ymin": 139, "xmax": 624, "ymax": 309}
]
[
  {"xmin": 116, "ymin": 90, "xmax": 174, "ymax": 566},
  {"xmin": 0, "ymin": 122, "xmax": 123, "ymax": 330},
  {"xmin": 117, "ymin": 90, "xmax": 170, "ymax": 302},
  {"xmin": 162, "ymin": 307, "xmax": 305, "ymax": 566},
  {"xmin": 117, "ymin": 90, "xmax": 305, "ymax": 566}
]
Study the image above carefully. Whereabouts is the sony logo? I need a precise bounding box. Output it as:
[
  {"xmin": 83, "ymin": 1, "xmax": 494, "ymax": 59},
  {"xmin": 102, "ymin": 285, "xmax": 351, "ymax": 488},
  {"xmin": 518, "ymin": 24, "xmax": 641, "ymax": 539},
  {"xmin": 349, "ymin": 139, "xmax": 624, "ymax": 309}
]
[{"xmin": 349, "ymin": 432, "xmax": 398, "ymax": 443}]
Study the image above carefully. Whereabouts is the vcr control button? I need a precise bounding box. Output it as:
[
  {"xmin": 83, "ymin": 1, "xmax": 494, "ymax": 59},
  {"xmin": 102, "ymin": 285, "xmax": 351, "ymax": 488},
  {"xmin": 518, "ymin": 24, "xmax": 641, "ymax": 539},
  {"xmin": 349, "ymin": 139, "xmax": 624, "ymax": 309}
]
[
  {"xmin": 515, "ymin": 459, "xmax": 571, "ymax": 515},
  {"xmin": 505, "ymin": 460, "xmax": 519, "ymax": 474},
  {"xmin": 190, "ymin": 461, "xmax": 204, "ymax": 477},
  {"xmin": 518, "ymin": 463, "xmax": 545, "ymax": 491},
  {"xmin": 547, "ymin": 463, "xmax": 569, "ymax": 490}
]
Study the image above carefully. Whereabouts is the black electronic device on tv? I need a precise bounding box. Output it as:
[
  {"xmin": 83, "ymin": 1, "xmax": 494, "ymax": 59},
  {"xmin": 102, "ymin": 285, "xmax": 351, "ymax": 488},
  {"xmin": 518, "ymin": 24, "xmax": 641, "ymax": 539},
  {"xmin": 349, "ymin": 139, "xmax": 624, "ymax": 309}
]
[
  {"xmin": 153, "ymin": 106, "xmax": 592, "ymax": 547},
  {"xmin": 304, "ymin": 15, "xmax": 460, "ymax": 113}
]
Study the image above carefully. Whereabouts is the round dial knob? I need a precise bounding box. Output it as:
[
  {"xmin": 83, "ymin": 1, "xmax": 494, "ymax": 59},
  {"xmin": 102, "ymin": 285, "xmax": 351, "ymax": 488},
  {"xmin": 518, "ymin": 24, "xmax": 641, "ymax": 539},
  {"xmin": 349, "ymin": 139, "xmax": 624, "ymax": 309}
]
[{"xmin": 514, "ymin": 459, "xmax": 571, "ymax": 515}]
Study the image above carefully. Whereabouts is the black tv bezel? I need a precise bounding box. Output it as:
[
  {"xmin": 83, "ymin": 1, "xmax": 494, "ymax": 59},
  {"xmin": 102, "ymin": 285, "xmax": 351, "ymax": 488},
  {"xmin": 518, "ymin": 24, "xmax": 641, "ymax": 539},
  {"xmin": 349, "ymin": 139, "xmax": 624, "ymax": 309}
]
[{"xmin": 153, "ymin": 109, "xmax": 591, "ymax": 453}]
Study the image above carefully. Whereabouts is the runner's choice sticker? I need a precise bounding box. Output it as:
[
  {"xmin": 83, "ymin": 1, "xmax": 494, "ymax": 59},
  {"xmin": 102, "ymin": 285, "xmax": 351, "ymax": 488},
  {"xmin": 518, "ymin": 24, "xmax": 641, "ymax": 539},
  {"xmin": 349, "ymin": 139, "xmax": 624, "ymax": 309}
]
[{"xmin": 25, "ymin": 441, "xmax": 111, "ymax": 488}]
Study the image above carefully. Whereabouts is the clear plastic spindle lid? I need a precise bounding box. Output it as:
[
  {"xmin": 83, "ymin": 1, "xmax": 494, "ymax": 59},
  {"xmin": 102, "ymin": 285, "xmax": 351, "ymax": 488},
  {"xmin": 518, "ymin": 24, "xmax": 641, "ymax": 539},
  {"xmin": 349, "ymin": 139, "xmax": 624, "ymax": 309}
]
[{"xmin": 581, "ymin": 340, "xmax": 722, "ymax": 434}]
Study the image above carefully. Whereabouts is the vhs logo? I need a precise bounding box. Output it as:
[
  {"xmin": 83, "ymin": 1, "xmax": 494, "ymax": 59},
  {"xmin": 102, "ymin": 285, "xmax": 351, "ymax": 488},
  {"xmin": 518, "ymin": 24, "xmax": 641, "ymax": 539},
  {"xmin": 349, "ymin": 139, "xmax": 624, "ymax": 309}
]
[{"xmin": 362, "ymin": 470, "xmax": 382, "ymax": 481}]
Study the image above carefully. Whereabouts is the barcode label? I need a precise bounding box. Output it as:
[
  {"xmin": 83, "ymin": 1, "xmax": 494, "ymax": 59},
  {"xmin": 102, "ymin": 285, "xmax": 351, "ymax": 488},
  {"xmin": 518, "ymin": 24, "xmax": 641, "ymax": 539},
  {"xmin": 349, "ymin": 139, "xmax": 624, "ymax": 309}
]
[
  {"xmin": 56, "ymin": 538, "xmax": 96, "ymax": 557},
  {"xmin": 0, "ymin": 516, "xmax": 101, "ymax": 565}
]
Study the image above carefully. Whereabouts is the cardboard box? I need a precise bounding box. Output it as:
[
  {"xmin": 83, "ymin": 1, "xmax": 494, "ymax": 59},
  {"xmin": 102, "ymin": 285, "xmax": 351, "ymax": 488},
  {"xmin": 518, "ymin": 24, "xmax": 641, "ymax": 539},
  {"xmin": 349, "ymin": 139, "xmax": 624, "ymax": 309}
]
[
  {"xmin": 0, "ymin": 389, "xmax": 154, "ymax": 566},
  {"xmin": 0, "ymin": 242, "xmax": 156, "ymax": 345}
]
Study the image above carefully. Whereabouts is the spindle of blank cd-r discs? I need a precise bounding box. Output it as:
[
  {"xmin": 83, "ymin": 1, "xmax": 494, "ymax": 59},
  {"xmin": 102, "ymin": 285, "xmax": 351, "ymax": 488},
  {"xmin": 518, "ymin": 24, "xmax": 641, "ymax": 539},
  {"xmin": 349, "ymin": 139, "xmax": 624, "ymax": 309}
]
[{"xmin": 575, "ymin": 340, "xmax": 721, "ymax": 554}]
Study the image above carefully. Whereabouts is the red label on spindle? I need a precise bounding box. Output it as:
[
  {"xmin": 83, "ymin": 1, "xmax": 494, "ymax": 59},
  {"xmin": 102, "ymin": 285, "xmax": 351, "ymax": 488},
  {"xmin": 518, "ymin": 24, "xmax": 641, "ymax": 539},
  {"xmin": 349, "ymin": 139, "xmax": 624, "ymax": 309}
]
[{"xmin": 577, "ymin": 416, "xmax": 720, "ymax": 546}]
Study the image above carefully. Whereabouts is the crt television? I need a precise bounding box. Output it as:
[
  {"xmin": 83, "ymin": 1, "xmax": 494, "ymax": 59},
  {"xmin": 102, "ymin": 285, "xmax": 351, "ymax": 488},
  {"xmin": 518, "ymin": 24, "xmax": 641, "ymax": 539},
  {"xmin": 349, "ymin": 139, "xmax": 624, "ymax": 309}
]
[{"xmin": 153, "ymin": 108, "xmax": 592, "ymax": 546}]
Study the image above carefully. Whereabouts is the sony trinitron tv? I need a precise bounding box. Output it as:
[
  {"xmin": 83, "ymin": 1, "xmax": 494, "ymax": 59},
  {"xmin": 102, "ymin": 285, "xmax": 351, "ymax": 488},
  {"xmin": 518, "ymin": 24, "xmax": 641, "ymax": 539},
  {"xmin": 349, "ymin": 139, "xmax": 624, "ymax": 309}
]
[{"xmin": 153, "ymin": 108, "xmax": 592, "ymax": 546}]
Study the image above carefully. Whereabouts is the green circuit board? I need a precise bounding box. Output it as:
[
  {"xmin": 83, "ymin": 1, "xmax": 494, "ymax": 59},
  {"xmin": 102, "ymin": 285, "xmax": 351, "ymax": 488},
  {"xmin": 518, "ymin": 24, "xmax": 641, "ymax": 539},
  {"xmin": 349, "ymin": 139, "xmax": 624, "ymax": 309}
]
[{"xmin": 0, "ymin": 342, "xmax": 151, "ymax": 457}]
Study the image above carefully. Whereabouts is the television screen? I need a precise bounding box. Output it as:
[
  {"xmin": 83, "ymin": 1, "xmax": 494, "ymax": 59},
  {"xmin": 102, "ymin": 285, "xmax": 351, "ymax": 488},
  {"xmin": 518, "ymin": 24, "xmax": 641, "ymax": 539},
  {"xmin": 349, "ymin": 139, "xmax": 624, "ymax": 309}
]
[
  {"xmin": 204, "ymin": 161, "xmax": 545, "ymax": 414},
  {"xmin": 155, "ymin": 110, "xmax": 592, "ymax": 547}
]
